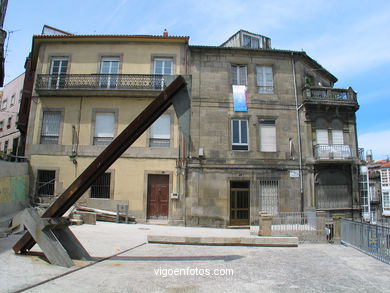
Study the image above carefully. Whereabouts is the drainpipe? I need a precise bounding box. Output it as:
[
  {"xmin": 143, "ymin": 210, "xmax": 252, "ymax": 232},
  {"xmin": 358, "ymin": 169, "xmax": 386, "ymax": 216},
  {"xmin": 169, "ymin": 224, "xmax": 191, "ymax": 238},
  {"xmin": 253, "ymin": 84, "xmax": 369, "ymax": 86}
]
[{"xmin": 291, "ymin": 53, "xmax": 304, "ymax": 212}]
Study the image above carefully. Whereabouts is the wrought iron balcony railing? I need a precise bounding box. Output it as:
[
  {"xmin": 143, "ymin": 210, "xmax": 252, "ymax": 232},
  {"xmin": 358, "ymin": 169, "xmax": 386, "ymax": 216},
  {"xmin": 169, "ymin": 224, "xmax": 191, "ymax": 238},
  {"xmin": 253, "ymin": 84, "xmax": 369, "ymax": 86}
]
[
  {"xmin": 303, "ymin": 86, "xmax": 357, "ymax": 104},
  {"xmin": 314, "ymin": 144, "xmax": 352, "ymax": 160},
  {"xmin": 35, "ymin": 74, "xmax": 167, "ymax": 91}
]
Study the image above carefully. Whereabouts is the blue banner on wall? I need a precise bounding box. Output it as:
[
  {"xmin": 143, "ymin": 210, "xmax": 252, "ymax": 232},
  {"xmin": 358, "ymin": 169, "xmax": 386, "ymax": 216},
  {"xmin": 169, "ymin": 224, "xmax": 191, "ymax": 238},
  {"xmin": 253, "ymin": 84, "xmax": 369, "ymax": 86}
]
[{"xmin": 233, "ymin": 85, "xmax": 248, "ymax": 112}]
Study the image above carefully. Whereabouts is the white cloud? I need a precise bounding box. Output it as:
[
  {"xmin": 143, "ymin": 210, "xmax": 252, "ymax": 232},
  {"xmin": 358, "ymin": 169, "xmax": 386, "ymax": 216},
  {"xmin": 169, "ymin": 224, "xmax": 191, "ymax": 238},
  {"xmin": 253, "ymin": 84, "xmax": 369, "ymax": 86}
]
[
  {"xmin": 359, "ymin": 130, "xmax": 390, "ymax": 160},
  {"xmin": 296, "ymin": 4, "xmax": 390, "ymax": 78}
]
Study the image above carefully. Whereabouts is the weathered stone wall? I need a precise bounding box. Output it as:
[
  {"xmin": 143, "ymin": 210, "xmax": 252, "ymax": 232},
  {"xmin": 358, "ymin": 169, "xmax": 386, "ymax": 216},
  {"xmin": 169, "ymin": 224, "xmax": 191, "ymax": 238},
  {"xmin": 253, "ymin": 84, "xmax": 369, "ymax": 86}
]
[
  {"xmin": 0, "ymin": 161, "xmax": 29, "ymax": 217},
  {"xmin": 185, "ymin": 47, "xmax": 310, "ymax": 226}
]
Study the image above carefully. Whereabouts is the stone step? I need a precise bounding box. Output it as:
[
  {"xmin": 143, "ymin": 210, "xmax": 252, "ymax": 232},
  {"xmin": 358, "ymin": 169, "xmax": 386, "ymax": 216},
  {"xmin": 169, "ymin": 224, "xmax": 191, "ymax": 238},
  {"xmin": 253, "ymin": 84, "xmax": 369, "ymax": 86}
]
[{"xmin": 147, "ymin": 235, "xmax": 298, "ymax": 247}]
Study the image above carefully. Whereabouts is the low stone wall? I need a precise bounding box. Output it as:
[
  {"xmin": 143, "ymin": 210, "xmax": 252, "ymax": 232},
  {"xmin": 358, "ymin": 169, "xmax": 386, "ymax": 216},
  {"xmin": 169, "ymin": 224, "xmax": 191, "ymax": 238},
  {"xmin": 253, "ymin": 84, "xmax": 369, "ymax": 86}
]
[{"xmin": 0, "ymin": 161, "xmax": 29, "ymax": 218}]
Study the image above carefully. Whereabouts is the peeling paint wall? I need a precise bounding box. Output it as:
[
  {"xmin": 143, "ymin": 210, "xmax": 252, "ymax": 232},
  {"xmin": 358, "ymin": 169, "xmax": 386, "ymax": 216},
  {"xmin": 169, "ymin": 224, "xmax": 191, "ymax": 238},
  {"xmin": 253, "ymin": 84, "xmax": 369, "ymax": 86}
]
[{"xmin": 0, "ymin": 161, "xmax": 29, "ymax": 217}]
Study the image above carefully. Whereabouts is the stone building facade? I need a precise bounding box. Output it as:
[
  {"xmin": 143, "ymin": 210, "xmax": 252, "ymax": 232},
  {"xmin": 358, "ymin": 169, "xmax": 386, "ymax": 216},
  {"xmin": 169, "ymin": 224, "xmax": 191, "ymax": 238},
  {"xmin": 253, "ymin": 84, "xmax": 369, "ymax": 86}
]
[
  {"xmin": 185, "ymin": 30, "xmax": 360, "ymax": 226},
  {"xmin": 23, "ymin": 28, "xmax": 361, "ymax": 227}
]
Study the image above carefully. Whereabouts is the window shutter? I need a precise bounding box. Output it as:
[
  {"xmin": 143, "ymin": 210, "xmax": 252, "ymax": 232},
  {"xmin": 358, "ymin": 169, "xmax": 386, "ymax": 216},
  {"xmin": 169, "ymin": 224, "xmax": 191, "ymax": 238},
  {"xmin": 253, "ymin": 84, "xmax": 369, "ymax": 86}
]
[
  {"xmin": 95, "ymin": 113, "xmax": 115, "ymax": 137},
  {"xmin": 316, "ymin": 129, "xmax": 329, "ymax": 144},
  {"xmin": 332, "ymin": 130, "xmax": 344, "ymax": 145},
  {"xmin": 150, "ymin": 114, "xmax": 171, "ymax": 139},
  {"xmin": 260, "ymin": 123, "xmax": 276, "ymax": 152}
]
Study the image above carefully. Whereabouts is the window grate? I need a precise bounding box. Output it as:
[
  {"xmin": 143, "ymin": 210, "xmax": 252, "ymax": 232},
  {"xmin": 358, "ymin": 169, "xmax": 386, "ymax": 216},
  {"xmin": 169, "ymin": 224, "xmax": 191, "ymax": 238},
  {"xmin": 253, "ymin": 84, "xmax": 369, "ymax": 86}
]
[
  {"xmin": 259, "ymin": 180, "xmax": 279, "ymax": 215},
  {"xmin": 91, "ymin": 173, "xmax": 111, "ymax": 199},
  {"xmin": 37, "ymin": 170, "xmax": 56, "ymax": 196}
]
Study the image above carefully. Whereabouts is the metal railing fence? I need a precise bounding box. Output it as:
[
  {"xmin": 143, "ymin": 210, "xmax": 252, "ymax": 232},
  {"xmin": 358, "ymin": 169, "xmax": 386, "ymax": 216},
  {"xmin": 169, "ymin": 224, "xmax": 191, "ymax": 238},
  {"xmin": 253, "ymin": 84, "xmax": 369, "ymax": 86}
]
[
  {"xmin": 341, "ymin": 219, "xmax": 390, "ymax": 264},
  {"xmin": 36, "ymin": 74, "xmax": 167, "ymax": 91},
  {"xmin": 271, "ymin": 212, "xmax": 329, "ymax": 243}
]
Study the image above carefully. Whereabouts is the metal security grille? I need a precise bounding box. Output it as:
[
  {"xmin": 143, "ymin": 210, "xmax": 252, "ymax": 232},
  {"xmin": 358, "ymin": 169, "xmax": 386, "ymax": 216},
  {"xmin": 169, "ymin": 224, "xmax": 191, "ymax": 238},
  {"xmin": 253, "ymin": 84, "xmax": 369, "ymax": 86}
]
[
  {"xmin": 36, "ymin": 170, "xmax": 56, "ymax": 196},
  {"xmin": 316, "ymin": 185, "xmax": 351, "ymax": 209},
  {"xmin": 260, "ymin": 180, "xmax": 279, "ymax": 215},
  {"xmin": 90, "ymin": 173, "xmax": 111, "ymax": 199}
]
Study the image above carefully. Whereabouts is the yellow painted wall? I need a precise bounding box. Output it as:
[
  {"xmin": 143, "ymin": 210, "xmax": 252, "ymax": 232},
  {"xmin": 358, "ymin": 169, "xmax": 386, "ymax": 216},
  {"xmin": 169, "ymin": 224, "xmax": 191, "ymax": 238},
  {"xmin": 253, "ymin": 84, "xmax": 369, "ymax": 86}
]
[
  {"xmin": 32, "ymin": 97, "xmax": 178, "ymax": 147},
  {"xmin": 30, "ymin": 155, "xmax": 177, "ymax": 213},
  {"xmin": 28, "ymin": 39, "xmax": 185, "ymax": 218},
  {"xmin": 37, "ymin": 42, "xmax": 184, "ymax": 75}
]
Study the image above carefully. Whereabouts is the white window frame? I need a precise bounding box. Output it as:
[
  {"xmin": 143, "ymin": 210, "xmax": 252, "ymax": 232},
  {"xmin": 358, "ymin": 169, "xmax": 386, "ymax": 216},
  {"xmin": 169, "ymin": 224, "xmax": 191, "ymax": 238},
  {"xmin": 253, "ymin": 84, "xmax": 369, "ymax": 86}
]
[
  {"xmin": 382, "ymin": 191, "xmax": 390, "ymax": 214},
  {"xmin": 259, "ymin": 120, "xmax": 276, "ymax": 152},
  {"xmin": 49, "ymin": 57, "xmax": 69, "ymax": 88},
  {"xmin": 153, "ymin": 58, "xmax": 173, "ymax": 75},
  {"xmin": 256, "ymin": 66, "xmax": 274, "ymax": 94},
  {"xmin": 99, "ymin": 57, "xmax": 120, "ymax": 88},
  {"xmin": 231, "ymin": 65, "xmax": 247, "ymax": 85},
  {"xmin": 231, "ymin": 119, "xmax": 249, "ymax": 151}
]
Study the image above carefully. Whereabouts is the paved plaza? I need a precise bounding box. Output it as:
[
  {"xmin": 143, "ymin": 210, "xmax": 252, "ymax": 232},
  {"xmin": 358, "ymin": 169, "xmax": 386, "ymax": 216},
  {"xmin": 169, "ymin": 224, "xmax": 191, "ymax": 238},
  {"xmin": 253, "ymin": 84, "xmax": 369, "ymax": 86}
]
[{"xmin": 1, "ymin": 222, "xmax": 389, "ymax": 293}]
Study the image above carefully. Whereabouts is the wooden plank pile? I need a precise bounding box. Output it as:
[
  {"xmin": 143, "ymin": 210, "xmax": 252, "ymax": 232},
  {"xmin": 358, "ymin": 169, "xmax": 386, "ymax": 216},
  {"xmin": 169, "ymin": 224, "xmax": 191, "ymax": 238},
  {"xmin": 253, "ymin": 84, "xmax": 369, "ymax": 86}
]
[{"xmin": 74, "ymin": 206, "xmax": 136, "ymax": 223}]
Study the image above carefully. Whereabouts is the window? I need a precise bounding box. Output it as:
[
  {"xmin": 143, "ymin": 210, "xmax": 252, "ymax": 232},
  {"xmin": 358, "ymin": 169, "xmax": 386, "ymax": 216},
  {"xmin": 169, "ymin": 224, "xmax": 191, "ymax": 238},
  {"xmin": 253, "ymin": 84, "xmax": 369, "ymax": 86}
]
[
  {"xmin": 243, "ymin": 34, "xmax": 261, "ymax": 49},
  {"xmin": 94, "ymin": 112, "xmax": 115, "ymax": 145},
  {"xmin": 232, "ymin": 119, "xmax": 248, "ymax": 151},
  {"xmin": 154, "ymin": 58, "xmax": 173, "ymax": 75},
  {"xmin": 332, "ymin": 130, "xmax": 344, "ymax": 144},
  {"xmin": 383, "ymin": 192, "xmax": 390, "ymax": 214},
  {"xmin": 381, "ymin": 169, "xmax": 390, "ymax": 187},
  {"xmin": 316, "ymin": 129, "xmax": 329, "ymax": 145},
  {"xmin": 2, "ymin": 98, "xmax": 7, "ymax": 110},
  {"xmin": 19, "ymin": 90, "xmax": 23, "ymax": 102},
  {"xmin": 3, "ymin": 140, "xmax": 8, "ymax": 153},
  {"xmin": 231, "ymin": 65, "xmax": 247, "ymax": 85},
  {"xmin": 49, "ymin": 58, "xmax": 69, "ymax": 88},
  {"xmin": 36, "ymin": 170, "xmax": 56, "ymax": 196},
  {"xmin": 15, "ymin": 114, "xmax": 18, "ymax": 126},
  {"xmin": 90, "ymin": 172, "xmax": 111, "ymax": 199},
  {"xmin": 40, "ymin": 111, "xmax": 61, "ymax": 144},
  {"xmin": 256, "ymin": 66, "xmax": 274, "ymax": 94},
  {"xmin": 10, "ymin": 94, "xmax": 15, "ymax": 107},
  {"xmin": 100, "ymin": 57, "xmax": 120, "ymax": 88},
  {"xmin": 149, "ymin": 114, "xmax": 171, "ymax": 147},
  {"xmin": 7, "ymin": 117, "xmax": 11, "ymax": 129},
  {"xmin": 260, "ymin": 120, "xmax": 276, "ymax": 152},
  {"xmin": 0, "ymin": 120, "xmax": 3, "ymax": 131},
  {"xmin": 260, "ymin": 180, "xmax": 279, "ymax": 215},
  {"xmin": 153, "ymin": 58, "xmax": 173, "ymax": 89}
]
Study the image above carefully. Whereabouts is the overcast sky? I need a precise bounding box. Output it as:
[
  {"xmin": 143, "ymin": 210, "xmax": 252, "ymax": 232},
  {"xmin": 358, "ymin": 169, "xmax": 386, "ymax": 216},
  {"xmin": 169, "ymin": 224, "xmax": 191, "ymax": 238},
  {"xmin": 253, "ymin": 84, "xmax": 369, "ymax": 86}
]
[{"xmin": 3, "ymin": 0, "xmax": 390, "ymax": 159}]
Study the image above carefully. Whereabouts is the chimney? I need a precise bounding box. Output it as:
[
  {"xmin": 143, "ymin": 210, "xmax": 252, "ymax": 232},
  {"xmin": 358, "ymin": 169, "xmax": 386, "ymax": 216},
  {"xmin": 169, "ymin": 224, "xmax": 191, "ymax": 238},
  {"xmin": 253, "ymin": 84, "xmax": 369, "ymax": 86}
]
[{"xmin": 163, "ymin": 29, "xmax": 168, "ymax": 37}]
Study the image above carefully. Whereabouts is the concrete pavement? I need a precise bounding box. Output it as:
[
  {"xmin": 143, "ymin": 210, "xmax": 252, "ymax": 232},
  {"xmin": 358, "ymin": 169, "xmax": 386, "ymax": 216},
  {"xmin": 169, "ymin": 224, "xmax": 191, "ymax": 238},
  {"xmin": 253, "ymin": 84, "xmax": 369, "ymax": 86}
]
[{"xmin": 1, "ymin": 222, "xmax": 389, "ymax": 293}]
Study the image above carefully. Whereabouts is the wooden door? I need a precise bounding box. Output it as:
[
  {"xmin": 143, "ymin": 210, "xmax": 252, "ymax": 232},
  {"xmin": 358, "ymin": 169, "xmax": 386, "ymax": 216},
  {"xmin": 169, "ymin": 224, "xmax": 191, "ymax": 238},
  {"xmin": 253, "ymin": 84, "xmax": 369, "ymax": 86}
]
[
  {"xmin": 230, "ymin": 181, "xmax": 250, "ymax": 225},
  {"xmin": 147, "ymin": 174, "xmax": 169, "ymax": 219}
]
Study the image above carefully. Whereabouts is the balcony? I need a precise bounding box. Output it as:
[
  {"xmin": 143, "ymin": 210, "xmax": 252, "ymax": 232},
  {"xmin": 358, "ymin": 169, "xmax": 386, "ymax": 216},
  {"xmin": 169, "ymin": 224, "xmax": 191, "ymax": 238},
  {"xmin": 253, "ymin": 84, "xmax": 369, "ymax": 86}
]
[
  {"xmin": 35, "ymin": 74, "xmax": 168, "ymax": 97},
  {"xmin": 314, "ymin": 144, "xmax": 352, "ymax": 160},
  {"xmin": 303, "ymin": 86, "xmax": 358, "ymax": 109}
]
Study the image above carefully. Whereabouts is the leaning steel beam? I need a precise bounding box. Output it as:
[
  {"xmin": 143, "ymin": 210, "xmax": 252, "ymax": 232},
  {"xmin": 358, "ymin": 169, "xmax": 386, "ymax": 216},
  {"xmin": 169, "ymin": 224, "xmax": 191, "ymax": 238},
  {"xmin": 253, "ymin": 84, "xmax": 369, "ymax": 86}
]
[{"xmin": 13, "ymin": 75, "xmax": 187, "ymax": 254}]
